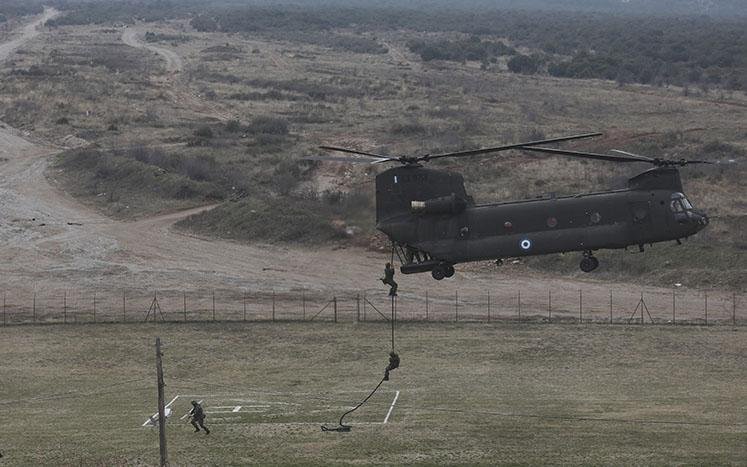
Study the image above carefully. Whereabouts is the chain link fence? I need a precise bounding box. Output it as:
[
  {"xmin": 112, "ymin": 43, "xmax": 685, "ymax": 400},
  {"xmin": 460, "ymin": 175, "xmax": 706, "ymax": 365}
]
[{"xmin": 0, "ymin": 286, "xmax": 743, "ymax": 327}]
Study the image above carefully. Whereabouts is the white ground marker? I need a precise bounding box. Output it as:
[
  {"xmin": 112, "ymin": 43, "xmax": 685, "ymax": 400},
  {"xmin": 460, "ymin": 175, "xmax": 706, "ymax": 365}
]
[
  {"xmin": 232, "ymin": 406, "xmax": 242, "ymax": 412},
  {"xmin": 142, "ymin": 395, "xmax": 179, "ymax": 427},
  {"xmin": 383, "ymin": 391, "xmax": 400, "ymax": 424}
]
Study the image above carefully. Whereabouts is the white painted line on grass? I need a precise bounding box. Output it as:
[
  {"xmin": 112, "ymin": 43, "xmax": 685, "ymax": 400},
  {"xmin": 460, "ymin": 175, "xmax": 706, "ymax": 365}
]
[{"xmin": 383, "ymin": 390, "xmax": 400, "ymax": 424}]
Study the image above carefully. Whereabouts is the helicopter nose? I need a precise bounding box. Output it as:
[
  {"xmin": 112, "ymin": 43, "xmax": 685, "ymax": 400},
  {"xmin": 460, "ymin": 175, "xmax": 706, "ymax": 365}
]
[{"xmin": 691, "ymin": 210, "xmax": 709, "ymax": 230}]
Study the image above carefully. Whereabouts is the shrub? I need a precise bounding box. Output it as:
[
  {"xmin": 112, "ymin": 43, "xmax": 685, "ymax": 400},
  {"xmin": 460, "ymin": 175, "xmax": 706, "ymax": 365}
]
[
  {"xmin": 224, "ymin": 119, "xmax": 242, "ymax": 133},
  {"xmin": 193, "ymin": 125, "xmax": 214, "ymax": 139},
  {"xmin": 247, "ymin": 116, "xmax": 289, "ymax": 135},
  {"xmin": 507, "ymin": 54, "xmax": 541, "ymax": 74}
]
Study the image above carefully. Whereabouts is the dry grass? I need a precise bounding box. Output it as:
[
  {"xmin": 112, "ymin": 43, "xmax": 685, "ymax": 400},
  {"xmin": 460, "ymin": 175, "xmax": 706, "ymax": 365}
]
[{"xmin": 0, "ymin": 321, "xmax": 745, "ymax": 465}]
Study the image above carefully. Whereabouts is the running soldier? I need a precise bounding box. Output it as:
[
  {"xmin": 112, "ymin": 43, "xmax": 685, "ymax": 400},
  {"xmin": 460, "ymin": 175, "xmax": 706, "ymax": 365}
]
[{"xmin": 189, "ymin": 400, "xmax": 210, "ymax": 434}]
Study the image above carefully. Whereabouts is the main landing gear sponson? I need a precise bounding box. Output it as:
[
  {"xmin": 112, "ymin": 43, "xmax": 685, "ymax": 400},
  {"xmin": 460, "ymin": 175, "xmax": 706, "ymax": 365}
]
[
  {"xmin": 431, "ymin": 263, "xmax": 455, "ymax": 280},
  {"xmin": 579, "ymin": 251, "xmax": 599, "ymax": 272}
]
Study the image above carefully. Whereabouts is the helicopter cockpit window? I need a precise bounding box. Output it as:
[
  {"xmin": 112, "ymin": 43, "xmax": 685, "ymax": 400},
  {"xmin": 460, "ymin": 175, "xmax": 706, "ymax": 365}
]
[{"xmin": 670, "ymin": 193, "xmax": 693, "ymax": 213}]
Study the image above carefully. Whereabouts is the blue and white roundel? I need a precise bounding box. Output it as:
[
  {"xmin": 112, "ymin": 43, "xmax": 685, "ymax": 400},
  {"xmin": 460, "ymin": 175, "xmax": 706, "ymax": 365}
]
[{"xmin": 520, "ymin": 238, "xmax": 532, "ymax": 250}]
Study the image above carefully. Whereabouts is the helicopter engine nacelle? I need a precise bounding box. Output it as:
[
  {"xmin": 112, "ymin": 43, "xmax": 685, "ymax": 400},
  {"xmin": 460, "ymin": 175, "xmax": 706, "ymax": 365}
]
[{"xmin": 411, "ymin": 194, "xmax": 467, "ymax": 215}]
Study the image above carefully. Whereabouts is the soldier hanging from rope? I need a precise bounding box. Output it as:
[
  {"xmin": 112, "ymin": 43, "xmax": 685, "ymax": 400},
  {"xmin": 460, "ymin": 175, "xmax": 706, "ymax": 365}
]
[{"xmin": 381, "ymin": 262, "xmax": 398, "ymax": 297}]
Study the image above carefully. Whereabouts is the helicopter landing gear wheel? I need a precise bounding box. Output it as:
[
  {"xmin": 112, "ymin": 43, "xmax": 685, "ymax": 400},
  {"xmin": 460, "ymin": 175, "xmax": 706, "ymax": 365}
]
[
  {"xmin": 431, "ymin": 263, "xmax": 453, "ymax": 280},
  {"xmin": 579, "ymin": 252, "xmax": 599, "ymax": 273},
  {"xmin": 431, "ymin": 267, "xmax": 446, "ymax": 281}
]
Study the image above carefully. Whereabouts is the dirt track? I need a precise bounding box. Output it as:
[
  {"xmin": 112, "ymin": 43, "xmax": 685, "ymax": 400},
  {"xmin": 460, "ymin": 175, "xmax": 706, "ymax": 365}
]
[{"xmin": 0, "ymin": 14, "xmax": 739, "ymax": 321}]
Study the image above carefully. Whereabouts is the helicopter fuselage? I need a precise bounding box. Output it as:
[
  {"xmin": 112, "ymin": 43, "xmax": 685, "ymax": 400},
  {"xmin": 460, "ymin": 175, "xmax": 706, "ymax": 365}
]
[{"xmin": 375, "ymin": 164, "xmax": 708, "ymax": 278}]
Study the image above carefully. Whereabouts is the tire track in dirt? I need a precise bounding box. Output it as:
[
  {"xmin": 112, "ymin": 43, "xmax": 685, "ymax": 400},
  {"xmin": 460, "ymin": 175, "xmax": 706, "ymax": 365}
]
[{"xmin": 120, "ymin": 25, "xmax": 233, "ymax": 121}]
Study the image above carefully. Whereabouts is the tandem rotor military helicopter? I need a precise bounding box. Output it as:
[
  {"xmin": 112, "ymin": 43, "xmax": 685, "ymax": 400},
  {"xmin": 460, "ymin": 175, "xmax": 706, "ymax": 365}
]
[{"xmin": 310, "ymin": 132, "xmax": 710, "ymax": 280}]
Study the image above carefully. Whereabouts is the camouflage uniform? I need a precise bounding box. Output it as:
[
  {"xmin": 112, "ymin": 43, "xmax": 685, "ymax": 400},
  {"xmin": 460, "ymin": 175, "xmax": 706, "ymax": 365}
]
[
  {"xmin": 382, "ymin": 263, "xmax": 398, "ymax": 296},
  {"xmin": 189, "ymin": 401, "xmax": 210, "ymax": 434}
]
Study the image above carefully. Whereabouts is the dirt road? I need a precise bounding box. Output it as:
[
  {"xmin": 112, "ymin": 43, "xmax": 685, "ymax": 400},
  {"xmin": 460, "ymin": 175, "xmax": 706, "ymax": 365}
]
[
  {"xmin": 0, "ymin": 17, "xmax": 735, "ymax": 321},
  {"xmin": 0, "ymin": 8, "xmax": 59, "ymax": 63},
  {"xmin": 121, "ymin": 26, "xmax": 183, "ymax": 73}
]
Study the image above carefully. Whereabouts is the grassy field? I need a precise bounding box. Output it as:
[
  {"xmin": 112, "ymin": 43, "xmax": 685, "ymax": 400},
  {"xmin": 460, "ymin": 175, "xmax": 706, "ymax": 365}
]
[{"xmin": 1, "ymin": 322, "xmax": 745, "ymax": 465}]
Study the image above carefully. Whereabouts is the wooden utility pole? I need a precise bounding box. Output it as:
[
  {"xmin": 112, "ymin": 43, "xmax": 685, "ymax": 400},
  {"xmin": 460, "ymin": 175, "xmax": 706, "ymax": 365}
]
[{"xmin": 155, "ymin": 337, "xmax": 168, "ymax": 467}]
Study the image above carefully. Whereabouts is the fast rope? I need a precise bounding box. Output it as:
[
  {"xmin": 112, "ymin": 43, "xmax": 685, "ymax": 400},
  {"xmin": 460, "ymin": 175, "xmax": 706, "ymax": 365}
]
[{"xmin": 321, "ymin": 249, "xmax": 401, "ymax": 432}]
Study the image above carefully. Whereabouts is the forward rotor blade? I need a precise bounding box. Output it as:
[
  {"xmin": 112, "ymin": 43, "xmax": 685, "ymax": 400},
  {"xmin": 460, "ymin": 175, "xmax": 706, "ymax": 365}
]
[
  {"xmin": 319, "ymin": 145, "xmax": 395, "ymax": 160},
  {"xmin": 517, "ymin": 146, "xmax": 654, "ymax": 163},
  {"xmin": 423, "ymin": 132, "xmax": 603, "ymax": 161},
  {"xmin": 610, "ymin": 149, "xmax": 651, "ymax": 159},
  {"xmin": 303, "ymin": 155, "xmax": 390, "ymax": 164}
]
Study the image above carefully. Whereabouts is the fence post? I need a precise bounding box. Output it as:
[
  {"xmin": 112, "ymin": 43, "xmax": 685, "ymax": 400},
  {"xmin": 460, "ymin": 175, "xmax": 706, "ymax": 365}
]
[
  {"xmin": 518, "ymin": 290, "xmax": 521, "ymax": 319},
  {"xmin": 548, "ymin": 289, "xmax": 552, "ymax": 322},
  {"xmin": 184, "ymin": 291, "xmax": 187, "ymax": 322},
  {"xmin": 704, "ymin": 290, "xmax": 708, "ymax": 325},
  {"xmin": 212, "ymin": 290, "xmax": 216, "ymax": 321},
  {"xmin": 672, "ymin": 289, "xmax": 676, "ymax": 325},
  {"xmin": 93, "ymin": 293, "xmax": 96, "ymax": 323},
  {"xmin": 356, "ymin": 293, "xmax": 360, "ymax": 322},
  {"xmin": 362, "ymin": 292, "xmax": 366, "ymax": 322},
  {"xmin": 455, "ymin": 290, "xmax": 458, "ymax": 322},
  {"xmin": 487, "ymin": 291, "xmax": 491, "ymax": 322},
  {"xmin": 272, "ymin": 290, "xmax": 276, "ymax": 322},
  {"xmin": 302, "ymin": 289, "xmax": 306, "ymax": 320},
  {"xmin": 733, "ymin": 292, "xmax": 737, "ymax": 326},
  {"xmin": 579, "ymin": 289, "xmax": 583, "ymax": 324},
  {"xmin": 425, "ymin": 290, "xmax": 429, "ymax": 321},
  {"xmin": 33, "ymin": 291, "xmax": 37, "ymax": 324},
  {"xmin": 64, "ymin": 290, "xmax": 67, "ymax": 324},
  {"xmin": 243, "ymin": 291, "xmax": 247, "ymax": 322},
  {"xmin": 609, "ymin": 289, "xmax": 613, "ymax": 324},
  {"xmin": 333, "ymin": 296, "xmax": 337, "ymax": 323}
]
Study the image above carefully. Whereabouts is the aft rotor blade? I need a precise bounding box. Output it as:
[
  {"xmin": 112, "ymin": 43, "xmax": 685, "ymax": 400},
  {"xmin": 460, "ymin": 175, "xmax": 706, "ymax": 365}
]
[
  {"xmin": 319, "ymin": 145, "xmax": 396, "ymax": 161},
  {"xmin": 303, "ymin": 155, "xmax": 390, "ymax": 164},
  {"xmin": 423, "ymin": 132, "xmax": 603, "ymax": 161},
  {"xmin": 517, "ymin": 146, "xmax": 654, "ymax": 163}
]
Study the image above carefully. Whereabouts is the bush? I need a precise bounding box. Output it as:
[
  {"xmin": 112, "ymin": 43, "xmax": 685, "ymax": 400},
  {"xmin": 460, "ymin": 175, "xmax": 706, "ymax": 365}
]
[
  {"xmin": 193, "ymin": 125, "xmax": 214, "ymax": 139},
  {"xmin": 246, "ymin": 116, "xmax": 289, "ymax": 135},
  {"xmin": 224, "ymin": 119, "xmax": 242, "ymax": 133},
  {"xmin": 507, "ymin": 54, "xmax": 542, "ymax": 74}
]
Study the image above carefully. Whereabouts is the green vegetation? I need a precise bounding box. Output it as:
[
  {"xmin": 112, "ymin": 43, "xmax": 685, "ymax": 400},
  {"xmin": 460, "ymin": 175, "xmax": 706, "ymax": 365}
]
[
  {"xmin": 407, "ymin": 36, "xmax": 516, "ymax": 63},
  {"xmin": 2, "ymin": 322, "xmax": 745, "ymax": 464},
  {"xmin": 54, "ymin": 146, "xmax": 234, "ymax": 217},
  {"xmin": 144, "ymin": 31, "xmax": 192, "ymax": 44}
]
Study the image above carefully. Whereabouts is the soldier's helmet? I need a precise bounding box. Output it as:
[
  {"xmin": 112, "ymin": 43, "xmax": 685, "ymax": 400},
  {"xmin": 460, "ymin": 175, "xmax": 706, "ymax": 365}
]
[{"xmin": 191, "ymin": 400, "xmax": 198, "ymax": 406}]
